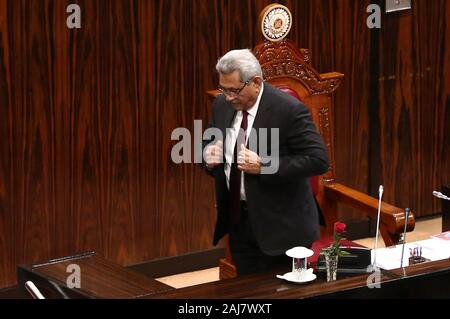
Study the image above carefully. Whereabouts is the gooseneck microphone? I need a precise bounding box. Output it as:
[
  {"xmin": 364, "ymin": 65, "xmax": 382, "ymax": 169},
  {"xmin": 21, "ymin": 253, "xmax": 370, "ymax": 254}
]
[
  {"xmin": 433, "ymin": 191, "xmax": 450, "ymax": 201},
  {"xmin": 400, "ymin": 208, "xmax": 410, "ymax": 268},
  {"xmin": 372, "ymin": 185, "xmax": 383, "ymax": 269}
]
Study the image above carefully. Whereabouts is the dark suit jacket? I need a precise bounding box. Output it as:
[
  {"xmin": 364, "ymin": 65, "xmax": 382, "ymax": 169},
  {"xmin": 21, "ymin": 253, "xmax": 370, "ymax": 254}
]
[{"xmin": 203, "ymin": 83, "xmax": 329, "ymax": 256}]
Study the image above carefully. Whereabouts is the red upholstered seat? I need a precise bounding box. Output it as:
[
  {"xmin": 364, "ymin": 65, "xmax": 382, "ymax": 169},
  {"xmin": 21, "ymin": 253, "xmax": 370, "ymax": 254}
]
[{"xmin": 276, "ymin": 85, "xmax": 302, "ymax": 101}]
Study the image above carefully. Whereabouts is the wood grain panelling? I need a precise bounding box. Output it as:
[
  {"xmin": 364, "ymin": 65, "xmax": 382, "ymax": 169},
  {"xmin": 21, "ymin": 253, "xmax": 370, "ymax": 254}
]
[
  {"xmin": 10, "ymin": 0, "xmax": 58, "ymax": 268},
  {"xmin": 442, "ymin": 2, "xmax": 450, "ymax": 197},
  {"xmin": 0, "ymin": 0, "xmax": 448, "ymax": 288},
  {"xmin": 376, "ymin": 0, "xmax": 450, "ymax": 217},
  {"xmin": 0, "ymin": 0, "xmax": 13, "ymax": 287},
  {"xmin": 332, "ymin": 0, "xmax": 372, "ymax": 200}
]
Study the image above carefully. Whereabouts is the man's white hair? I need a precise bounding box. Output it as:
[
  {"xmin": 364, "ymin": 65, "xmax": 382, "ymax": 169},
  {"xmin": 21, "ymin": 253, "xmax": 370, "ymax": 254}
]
[{"xmin": 216, "ymin": 49, "xmax": 263, "ymax": 82}]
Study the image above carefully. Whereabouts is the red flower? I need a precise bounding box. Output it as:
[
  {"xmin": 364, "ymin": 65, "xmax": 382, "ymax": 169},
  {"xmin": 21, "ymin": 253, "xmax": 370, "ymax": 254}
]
[
  {"xmin": 321, "ymin": 221, "xmax": 350, "ymax": 257},
  {"xmin": 334, "ymin": 222, "xmax": 346, "ymax": 234}
]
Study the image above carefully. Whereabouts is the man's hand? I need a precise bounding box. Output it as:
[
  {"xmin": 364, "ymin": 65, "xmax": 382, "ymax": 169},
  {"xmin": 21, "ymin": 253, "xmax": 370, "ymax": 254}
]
[
  {"xmin": 238, "ymin": 144, "xmax": 261, "ymax": 174},
  {"xmin": 204, "ymin": 140, "xmax": 223, "ymax": 168}
]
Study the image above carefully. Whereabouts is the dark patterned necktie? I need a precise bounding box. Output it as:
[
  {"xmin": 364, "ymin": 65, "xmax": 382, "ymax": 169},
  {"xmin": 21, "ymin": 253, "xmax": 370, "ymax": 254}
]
[{"xmin": 229, "ymin": 111, "xmax": 248, "ymax": 224}]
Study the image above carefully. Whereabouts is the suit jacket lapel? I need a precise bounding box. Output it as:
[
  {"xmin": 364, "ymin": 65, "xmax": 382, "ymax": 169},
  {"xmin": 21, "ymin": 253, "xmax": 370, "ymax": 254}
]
[
  {"xmin": 247, "ymin": 84, "xmax": 272, "ymax": 150},
  {"xmin": 223, "ymin": 105, "xmax": 236, "ymax": 130}
]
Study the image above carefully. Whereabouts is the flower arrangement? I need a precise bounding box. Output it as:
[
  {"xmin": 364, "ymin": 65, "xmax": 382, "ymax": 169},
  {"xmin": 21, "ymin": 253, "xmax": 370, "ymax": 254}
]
[{"xmin": 320, "ymin": 222, "xmax": 351, "ymax": 257}]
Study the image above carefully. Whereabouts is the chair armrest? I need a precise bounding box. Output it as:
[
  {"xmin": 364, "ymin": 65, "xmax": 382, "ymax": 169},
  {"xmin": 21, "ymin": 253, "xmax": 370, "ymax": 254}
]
[{"xmin": 324, "ymin": 183, "xmax": 415, "ymax": 246}]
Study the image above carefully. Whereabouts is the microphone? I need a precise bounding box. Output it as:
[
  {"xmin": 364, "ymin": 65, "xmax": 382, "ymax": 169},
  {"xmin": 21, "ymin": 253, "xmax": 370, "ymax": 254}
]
[
  {"xmin": 372, "ymin": 185, "xmax": 383, "ymax": 270},
  {"xmin": 399, "ymin": 208, "xmax": 410, "ymax": 269},
  {"xmin": 433, "ymin": 191, "xmax": 450, "ymax": 201},
  {"xmin": 25, "ymin": 281, "xmax": 45, "ymax": 299}
]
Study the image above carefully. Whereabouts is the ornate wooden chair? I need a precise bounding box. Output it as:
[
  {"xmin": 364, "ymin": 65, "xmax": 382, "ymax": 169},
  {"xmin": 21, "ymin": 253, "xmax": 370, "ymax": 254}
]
[{"xmin": 207, "ymin": 6, "xmax": 414, "ymax": 279}]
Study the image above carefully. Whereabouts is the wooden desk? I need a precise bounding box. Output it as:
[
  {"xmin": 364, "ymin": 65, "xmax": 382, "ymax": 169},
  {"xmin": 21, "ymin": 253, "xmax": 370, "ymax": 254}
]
[
  {"xmin": 17, "ymin": 252, "xmax": 450, "ymax": 299},
  {"xmin": 143, "ymin": 259, "xmax": 450, "ymax": 299},
  {"xmin": 17, "ymin": 252, "xmax": 174, "ymax": 299}
]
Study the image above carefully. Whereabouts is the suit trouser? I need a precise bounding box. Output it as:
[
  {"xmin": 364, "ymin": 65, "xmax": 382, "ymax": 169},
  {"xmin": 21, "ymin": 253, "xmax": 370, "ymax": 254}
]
[{"xmin": 228, "ymin": 201, "xmax": 291, "ymax": 276}]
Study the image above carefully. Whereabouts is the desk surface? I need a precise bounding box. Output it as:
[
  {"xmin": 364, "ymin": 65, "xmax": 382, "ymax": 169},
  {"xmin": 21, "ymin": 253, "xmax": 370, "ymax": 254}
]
[
  {"xmin": 18, "ymin": 252, "xmax": 174, "ymax": 298},
  {"xmin": 17, "ymin": 252, "xmax": 450, "ymax": 299},
  {"xmin": 144, "ymin": 258, "xmax": 450, "ymax": 299}
]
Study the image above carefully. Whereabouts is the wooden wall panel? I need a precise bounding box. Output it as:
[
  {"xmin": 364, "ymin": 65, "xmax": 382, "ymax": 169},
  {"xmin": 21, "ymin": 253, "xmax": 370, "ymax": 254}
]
[
  {"xmin": 10, "ymin": 0, "xmax": 58, "ymax": 267},
  {"xmin": 442, "ymin": 2, "xmax": 450, "ymax": 199},
  {"xmin": 332, "ymin": 0, "xmax": 372, "ymax": 200},
  {"xmin": 0, "ymin": 0, "xmax": 13, "ymax": 287},
  {"xmin": 376, "ymin": 0, "xmax": 450, "ymax": 216},
  {"xmin": 0, "ymin": 0, "xmax": 448, "ymax": 288}
]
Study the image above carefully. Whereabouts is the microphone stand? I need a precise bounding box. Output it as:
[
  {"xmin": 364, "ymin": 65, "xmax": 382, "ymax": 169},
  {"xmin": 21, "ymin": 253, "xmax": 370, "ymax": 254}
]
[
  {"xmin": 371, "ymin": 185, "xmax": 383, "ymax": 271},
  {"xmin": 399, "ymin": 208, "xmax": 410, "ymax": 269}
]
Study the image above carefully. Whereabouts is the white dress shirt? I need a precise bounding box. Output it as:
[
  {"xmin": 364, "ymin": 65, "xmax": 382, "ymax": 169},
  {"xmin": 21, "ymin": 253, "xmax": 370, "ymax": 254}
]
[{"xmin": 224, "ymin": 83, "xmax": 264, "ymax": 200}]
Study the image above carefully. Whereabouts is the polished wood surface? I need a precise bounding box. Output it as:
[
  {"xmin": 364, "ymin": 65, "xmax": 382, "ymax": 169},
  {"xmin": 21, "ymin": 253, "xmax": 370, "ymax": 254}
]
[
  {"xmin": 374, "ymin": 1, "xmax": 450, "ymax": 216},
  {"xmin": 0, "ymin": 0, "xmax": 449, "ymax": 288},
  {"xmin": 145, "ymin": 258, "xmax": 450, "ymax": 299},
  {"xmin": 18, "ymin": 252, "xmax": 173, "ymax": 299}
]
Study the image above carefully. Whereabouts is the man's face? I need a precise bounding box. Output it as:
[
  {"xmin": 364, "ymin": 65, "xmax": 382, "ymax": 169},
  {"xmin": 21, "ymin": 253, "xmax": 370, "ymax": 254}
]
[{"xmin": 219, "ymin": 70, "xmax": 261, "ymax": 111}]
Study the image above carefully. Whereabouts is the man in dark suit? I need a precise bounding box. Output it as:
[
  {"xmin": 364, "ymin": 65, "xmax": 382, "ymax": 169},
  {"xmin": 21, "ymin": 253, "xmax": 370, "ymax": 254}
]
[{"xmin": 203, "ymin": 49, "xmax": 329, "ymax": 275}]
